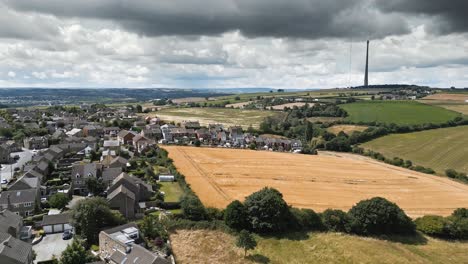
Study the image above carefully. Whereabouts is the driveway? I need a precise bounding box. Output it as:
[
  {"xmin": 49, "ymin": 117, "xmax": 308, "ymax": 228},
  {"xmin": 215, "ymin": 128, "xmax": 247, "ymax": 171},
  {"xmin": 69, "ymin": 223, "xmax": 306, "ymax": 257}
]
[
  {"xmin": 33, "ymin": 233, "xmax": 73, "ymax": 263},
  {"xmin": 0, "ymin": 148, "xmax": 36, "ymax": 184}
]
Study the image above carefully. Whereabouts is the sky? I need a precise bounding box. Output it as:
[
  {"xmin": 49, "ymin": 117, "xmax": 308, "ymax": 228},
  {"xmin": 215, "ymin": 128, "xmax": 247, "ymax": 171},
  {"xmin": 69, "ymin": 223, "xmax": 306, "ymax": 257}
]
[{"xmin": 0, "ymin": 0, "xmax": 467, "ymax": 89}]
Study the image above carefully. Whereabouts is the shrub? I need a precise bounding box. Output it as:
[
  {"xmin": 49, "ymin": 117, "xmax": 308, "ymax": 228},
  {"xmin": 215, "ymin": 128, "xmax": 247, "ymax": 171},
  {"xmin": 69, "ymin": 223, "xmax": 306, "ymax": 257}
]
[
  {"xmin": 244, "ymin": 187, "xmax": 291, "ymax": 233},
  {"xmin": 348, "ymin": 197, "xmax": 415, "ymax": 236},
  {"xmin": 90, "ymin": 245, "xmax": 99, "ymax": 251},
  {"xmin": 321, "ymin": 209, "xmax": 351, "ymax": 233},
  {"xmin": 290, "ymin": 208, "xmax": 323, "ymax": 231},
  {"xmin": 180, "ymin": 194, "xmax": 207, "ymax": 221},
  {"xmin": 452, "ymin": 208, "xmax": 468, "ymax": 219},
  {"xmin": 415, "ymin": 215, "xmax": 448, "ymax": 237},
  {"xmin": 49, "ymin": 193, "xmax": 70, "ymax": 209},
  {"xmin": 446, "ymin": 216, "xmax": 468, "ymax": 239}
]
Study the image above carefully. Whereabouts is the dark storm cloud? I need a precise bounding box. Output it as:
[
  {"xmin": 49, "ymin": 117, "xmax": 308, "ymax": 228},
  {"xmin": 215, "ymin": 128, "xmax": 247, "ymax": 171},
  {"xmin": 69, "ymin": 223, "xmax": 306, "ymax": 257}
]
[
  {"xmin": 3, "ymin": 0, "xmax": 409, "ymax": 40},
  {"xmin": 375, "ymin": 0, "xmax": 468, "ymax": 34}
]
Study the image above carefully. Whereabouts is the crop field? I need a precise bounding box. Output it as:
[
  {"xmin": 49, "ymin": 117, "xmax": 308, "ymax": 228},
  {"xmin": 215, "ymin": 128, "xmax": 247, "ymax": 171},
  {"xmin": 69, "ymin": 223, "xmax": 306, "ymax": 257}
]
[
  {"xmin": 171, "ymin": 229, "xmax": 468, "ymax": 264},
  {"xmin": 327, "ymin": 125, "xmax": 368, "ymax": 135},
  {"xmin": 420, "ymin": 95, "xmax": 468, "ymax": 115},
  {"xmin": 340, "ymin": 101, "xmax": 459, "ymax": 125},
  {"xmin": 423, "ymin": 93, "xmax": 468, "ymax": 102},
  {"xmin": 361, "ymin": 126, "xmax": 468, "ymax": 174},
  {"xmin": 163, "ymin": 146, "xmax": 468, "ymax": 217},
  {"xmin": 152, "ymin": 107, "xmax": 280, "ymax": 129}
]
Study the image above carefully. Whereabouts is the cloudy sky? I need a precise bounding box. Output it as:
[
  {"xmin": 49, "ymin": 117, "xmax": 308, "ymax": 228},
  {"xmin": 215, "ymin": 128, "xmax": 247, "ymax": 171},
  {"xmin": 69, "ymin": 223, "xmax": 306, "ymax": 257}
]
[{"xmin": 0, "ymin": 0, "xmax": 467, "ymax": 89}]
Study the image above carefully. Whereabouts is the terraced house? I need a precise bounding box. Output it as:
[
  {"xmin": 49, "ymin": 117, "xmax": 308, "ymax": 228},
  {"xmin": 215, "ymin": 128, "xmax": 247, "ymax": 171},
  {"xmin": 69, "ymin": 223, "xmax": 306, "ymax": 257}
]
[{"xmin": 0, "ymin": 189, "xmax": 38, "ymax": 217}]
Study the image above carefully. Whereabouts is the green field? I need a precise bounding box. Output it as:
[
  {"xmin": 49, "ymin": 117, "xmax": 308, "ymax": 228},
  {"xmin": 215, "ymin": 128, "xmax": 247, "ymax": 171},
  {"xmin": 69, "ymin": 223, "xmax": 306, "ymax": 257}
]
[
  {"xmin": 362, "ymin": 126, "xmax": 468, "ymax": 174},
  {"xmin": 159, "ymin": 182, "xmax": 184, "ymax": 203},
  {"xmin": 340, "ymin": 101, "xmax": 460, "ymax": 125},
  {"xmin": 171, "ymin": 229, "xmax": 468, "ymax": 264},
  {"xmin": 153, "ymin": 107, "xmax": 281, "ymax": 129}
]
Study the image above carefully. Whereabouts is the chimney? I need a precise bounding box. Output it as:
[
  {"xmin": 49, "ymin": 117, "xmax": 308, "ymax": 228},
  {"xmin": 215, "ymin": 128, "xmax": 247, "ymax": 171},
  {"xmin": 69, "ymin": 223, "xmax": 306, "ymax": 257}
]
[
  {"xmin": 364, "ymin": 40, "xmax": 369, "ymax": 87},
  {"xmin": 6, "ymin": 194, "xmax": 12, "ymax": 210}
]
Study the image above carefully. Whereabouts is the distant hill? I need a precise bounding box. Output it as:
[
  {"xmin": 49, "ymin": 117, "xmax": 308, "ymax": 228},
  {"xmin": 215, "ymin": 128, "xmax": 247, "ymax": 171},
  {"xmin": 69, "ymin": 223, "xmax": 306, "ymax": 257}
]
[{"xmin": 351, "ymin": 84, "xmax": 429, "ymax": 89}]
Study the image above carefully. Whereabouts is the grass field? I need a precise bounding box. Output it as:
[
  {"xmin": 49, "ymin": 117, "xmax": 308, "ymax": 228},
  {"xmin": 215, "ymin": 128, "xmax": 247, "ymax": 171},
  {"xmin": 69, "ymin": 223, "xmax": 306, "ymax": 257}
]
[
  {"xmin": 159, "ymin": 182, "xmax": 184, "ymax": 203},
  {"xmin": 340, "ymin": 101, "xmax": 460, "ymax": 125},
  {"xmin": 152, "ymin": 107, "xmax": 280, "ymax": 129},
  {"xmin": 163, "ymin": 146, "xmax": 468, "ymax": 217},
  {"xmin": 361, "ymin": 126, "xmax": 468, "ymax": 174},
  {"xmin": 327, "ymin": 125, "xmax": 368, "ymax": 135},
  {"xmin": 171, "ymin": 229, "xmax": 468, "ymax": 264}
]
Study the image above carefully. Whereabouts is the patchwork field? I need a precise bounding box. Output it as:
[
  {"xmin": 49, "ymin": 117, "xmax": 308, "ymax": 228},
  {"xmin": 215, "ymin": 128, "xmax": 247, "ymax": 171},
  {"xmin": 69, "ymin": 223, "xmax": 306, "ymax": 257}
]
[
  {"xmin": 171, "ymin": 229, "xmax": 468, "ymax": 264},
  {"xmin": 340, "ymin": 101, "xmax": 459, "ymax": 125},
  {"xmin": 361, "ymin": 126, "xmax": 468, "ymax": 174},
  {"xmin": 163, "ymin": 146, "xmax": 468, "ymax": 217},
  {"xmin": 270, "ymin": 102, "xmax": 309, "ymax": 110},
  {"xmin": 327, "ymin": 125, "xmax": 368, "ymax": 135},
  {"xmin": 153, "ymin": 107, "xmax": 280, "ymax": 129}
]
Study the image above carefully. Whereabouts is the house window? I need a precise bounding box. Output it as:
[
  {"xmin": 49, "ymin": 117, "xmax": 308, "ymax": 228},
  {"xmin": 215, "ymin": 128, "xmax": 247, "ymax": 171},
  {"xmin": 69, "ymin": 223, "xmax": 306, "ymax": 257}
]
[
  {"xmin": 24, "ymin": 210, "xmax": 33, "ymax": 216},
  {"xmin": 23, "ymin": 202, "xmax": 32, "ymax": 207}
]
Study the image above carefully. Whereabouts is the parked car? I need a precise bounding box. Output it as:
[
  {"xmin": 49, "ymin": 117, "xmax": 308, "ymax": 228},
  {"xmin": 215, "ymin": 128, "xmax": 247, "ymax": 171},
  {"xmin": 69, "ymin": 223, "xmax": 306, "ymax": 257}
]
[
  {"xmin": 1, "ymin": 179, "xmax": 7, "ymax": 184},
  {"xmin": 62, "ymin": 229, "xmax": 73, "ymax": 240}
]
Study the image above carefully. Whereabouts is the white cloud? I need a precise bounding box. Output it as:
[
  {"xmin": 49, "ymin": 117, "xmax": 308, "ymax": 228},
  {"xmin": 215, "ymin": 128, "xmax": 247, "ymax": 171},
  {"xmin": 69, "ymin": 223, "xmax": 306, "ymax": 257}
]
[{"xmin": 7, "ymin": 71, "xmax": 15, "ymax": 77}]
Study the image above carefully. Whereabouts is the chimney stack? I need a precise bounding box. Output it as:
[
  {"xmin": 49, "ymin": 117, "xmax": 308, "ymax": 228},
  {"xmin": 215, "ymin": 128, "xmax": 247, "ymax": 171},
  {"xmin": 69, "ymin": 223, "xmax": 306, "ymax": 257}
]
[{"xmin": 364, "ymin": 40, "xmax": 369, "ymax": 87}]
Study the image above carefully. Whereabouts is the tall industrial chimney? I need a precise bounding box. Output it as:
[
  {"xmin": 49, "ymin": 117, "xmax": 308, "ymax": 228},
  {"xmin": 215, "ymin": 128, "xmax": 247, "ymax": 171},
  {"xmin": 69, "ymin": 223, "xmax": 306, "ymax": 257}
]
[{"xmin": 364, "ymin": 40, "xmax": 369, "ymax": 87}]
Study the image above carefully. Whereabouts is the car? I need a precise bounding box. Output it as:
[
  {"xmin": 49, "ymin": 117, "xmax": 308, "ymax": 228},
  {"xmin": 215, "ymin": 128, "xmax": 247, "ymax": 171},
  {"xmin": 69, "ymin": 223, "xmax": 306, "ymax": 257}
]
[{"xmin": 62, "ymin": 230, "xmax": 73, "ymax": 240}]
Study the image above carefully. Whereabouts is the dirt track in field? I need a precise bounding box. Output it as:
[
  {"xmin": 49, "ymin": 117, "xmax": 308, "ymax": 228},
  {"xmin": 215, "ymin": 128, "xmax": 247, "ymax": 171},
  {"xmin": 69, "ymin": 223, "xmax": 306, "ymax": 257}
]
[{"xmin": 164, "ymin": 146, "xmax": 468, "ymax": 217}]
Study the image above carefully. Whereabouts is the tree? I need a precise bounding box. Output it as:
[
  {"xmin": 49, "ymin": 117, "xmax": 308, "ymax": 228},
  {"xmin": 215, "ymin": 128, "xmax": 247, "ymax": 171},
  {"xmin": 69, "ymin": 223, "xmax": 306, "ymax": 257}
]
[
  {"xmin": 136, "ymin": 104, "xmax": 143, "ymax": 113},
  {"xmin": 236, "ymin": 230, "xmax": 257, "ymax": 257},
  {"xmin": 304, "ymin": 121, "xmax": 314, "ymax": 142},
  {"xmin": 48, "ymin": 193, "xmax": 70, "ymax": 209},
  {"xmin": 244, "ymin": 187, "xmax": 291, "ymax": 232},
  {"xmin": 348, "ymin": 197, "xmax": 415, "ymax": 236},
  {"xmin": 60, "ymin": 239, "xmax": 94, "ymax": 264},
  {"xmin": 71, "ymin": 197, "xmax": 126, "ymax": 245},
  {"xmin": 415, "ymin": 215, "xmax": 448, "ymax": 237},
  {"xmin": 180, "ymin": 194, "xmax": 207, "ymax": 221},
  {"xmin": 321, "ymin": 209, "xmax": 351, "ymax": 233},
  {"xmin": 85, "ymin": 177, "xmax": 105, "ymax": 195},
  {"xmin": 138, "ymin": 214, "xmax": 168, "ymax": 241},
  {"xmin": 224, "ymin": 200, "xmax": 248, "ymax": 230},
  {"xmin": 194, "ymin": 140, "xmax": 201, "ymax": 147}
]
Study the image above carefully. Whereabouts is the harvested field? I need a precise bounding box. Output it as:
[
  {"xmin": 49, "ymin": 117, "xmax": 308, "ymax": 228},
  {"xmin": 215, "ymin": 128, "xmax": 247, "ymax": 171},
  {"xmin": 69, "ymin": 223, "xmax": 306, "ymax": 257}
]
[
  {"xmin": 172, "ymin": 97, "xmax": 207, "ymax": 104},
  {"xmin": 164, "ymin": 146, "xmax": 468, "ymax": 217},
  {"xmin": 270, "ymin": 102, "xmax": 310, "ymax": 110},
  {"xmin": 423, "ymin": 93, "xmax": 468, "ymax": 102},
  {"xmin": 225, "ymin": 101, "xmax": 255, "ymax": 109},
  {"xmin": 171, "ymin": 229, "xmax": 468, "ymax": 264},
  {"xmin": 327, "ymin": 125, "xmax": 368, "ymax": 135}
]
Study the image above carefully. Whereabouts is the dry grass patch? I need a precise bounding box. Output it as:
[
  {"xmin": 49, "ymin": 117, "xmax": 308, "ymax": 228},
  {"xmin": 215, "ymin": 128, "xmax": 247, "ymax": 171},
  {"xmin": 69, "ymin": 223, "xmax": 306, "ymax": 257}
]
[
  {"xmin": 270, "ymin": 102, "xmax": 310, "ymax": 110},
  {"xmin": 164, "ymin": 146, "xmax": 468, "ymax": 217},
  {"xmin": 327, "ymin": 125, "xmax": 368, "ymax": 135}
]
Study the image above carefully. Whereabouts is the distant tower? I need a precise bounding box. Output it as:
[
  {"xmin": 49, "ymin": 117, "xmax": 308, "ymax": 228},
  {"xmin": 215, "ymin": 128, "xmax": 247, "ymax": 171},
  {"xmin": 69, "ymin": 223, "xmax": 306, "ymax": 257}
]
[{"xmin": 364, "ymin": 40, "xmax": 369, "ymax": 87}]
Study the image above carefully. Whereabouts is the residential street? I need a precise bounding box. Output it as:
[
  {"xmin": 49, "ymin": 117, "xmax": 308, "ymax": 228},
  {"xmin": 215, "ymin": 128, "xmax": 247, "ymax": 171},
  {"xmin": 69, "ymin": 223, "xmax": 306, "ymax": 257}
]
[{"xmin": 0, "ymin": 148, "xmax": 36, "ymax": 185}]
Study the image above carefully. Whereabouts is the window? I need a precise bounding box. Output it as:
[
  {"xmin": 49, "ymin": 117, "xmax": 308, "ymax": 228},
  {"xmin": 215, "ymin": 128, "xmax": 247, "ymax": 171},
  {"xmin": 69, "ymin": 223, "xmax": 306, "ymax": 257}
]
[
  {"xmin": 23, "ymin": 202, "xmax": 32, "ymax": 207},
  {"xmin": 24, "ymin": 210, "xmax": 33, "ymax": 216}
]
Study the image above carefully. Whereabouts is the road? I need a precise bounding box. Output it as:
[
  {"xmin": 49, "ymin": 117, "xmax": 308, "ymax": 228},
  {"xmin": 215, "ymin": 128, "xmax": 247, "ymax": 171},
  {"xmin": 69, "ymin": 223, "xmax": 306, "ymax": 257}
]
[{"xmin": 0, "ymin": 148, "xmax": 36, "ymax": 185}]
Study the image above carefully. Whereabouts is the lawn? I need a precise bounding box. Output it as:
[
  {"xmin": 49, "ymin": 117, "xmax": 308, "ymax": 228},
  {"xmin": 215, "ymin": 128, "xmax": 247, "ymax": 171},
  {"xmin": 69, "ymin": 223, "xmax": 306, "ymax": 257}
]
[
  {"xmin": 153, "ymin": 107, "xmax": 281, "ymax": 129},
  {"xmin": 171, "ymin": 229, "xmax": 468, "ymax": 264},
  {"xmin": 340, "ymin": 101, "xmax": 460, "ymax": 125},
  {"xmin": 361, "ymin": 126, "xmax": 468, "ymax": 174},
  {"xmin": 159, "ymin": 182, "xmax": 184, "ymax": 203}
]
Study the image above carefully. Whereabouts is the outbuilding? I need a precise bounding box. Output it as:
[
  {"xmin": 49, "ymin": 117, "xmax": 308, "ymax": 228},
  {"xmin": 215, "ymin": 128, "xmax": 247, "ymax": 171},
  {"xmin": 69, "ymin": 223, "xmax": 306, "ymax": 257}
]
[
  {"xmin": 41, "ymin": 213, "xmax": 72, "ymax": 234},
  {"xmin": 159, "ymin": 175, "xmax": 175, "ymax": 182}
]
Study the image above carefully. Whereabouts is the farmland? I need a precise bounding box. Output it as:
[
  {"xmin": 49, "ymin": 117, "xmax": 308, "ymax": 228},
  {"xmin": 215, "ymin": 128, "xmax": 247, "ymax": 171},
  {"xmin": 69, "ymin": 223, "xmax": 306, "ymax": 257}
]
[
  {"xmin": 163, "ymin": 146, "xmax": 468, "ymax": 217},
  {"xmin": 340, "ymin": 101, "xmax": 459, "ymax": 125},
  {"xmin": 171, "ymin": 229, "xmax": 468, "ymax": 264},
  {"xmin": 361, "ymin": 126, "xmax": 468, "ymax": 174},
  {"xmin": 152, "ymin": 107, "xmax": 281, "ymax": 129},
  {"xmin": 420, "ymin": 93, "xmax": 468, "ymax": 115},
  {"xmin": 327, "ymin": 125, "xmax": 368, "ymax": 135}
]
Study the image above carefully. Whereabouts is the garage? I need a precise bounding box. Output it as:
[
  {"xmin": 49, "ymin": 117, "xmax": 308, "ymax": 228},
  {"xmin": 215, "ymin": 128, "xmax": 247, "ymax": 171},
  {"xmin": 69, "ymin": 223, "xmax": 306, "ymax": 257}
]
[{"xmin": 41, "ymin": 213, "xmax": 72, "ymax": 234}]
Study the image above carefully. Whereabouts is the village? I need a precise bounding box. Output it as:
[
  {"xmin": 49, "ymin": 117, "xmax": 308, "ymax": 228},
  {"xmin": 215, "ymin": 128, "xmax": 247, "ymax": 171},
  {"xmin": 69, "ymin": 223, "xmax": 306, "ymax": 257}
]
[{"xmin": 0, "ymin": 103, "xmax": 304, "ymax": 264}]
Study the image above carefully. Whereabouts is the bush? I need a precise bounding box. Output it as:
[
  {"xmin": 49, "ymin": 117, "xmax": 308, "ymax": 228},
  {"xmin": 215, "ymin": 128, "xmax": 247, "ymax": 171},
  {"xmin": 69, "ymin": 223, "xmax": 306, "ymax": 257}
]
[
  {"xmin": 348, "ymin": 197, "xmax": 415, "ymax": 236},
  {"xmin": 290, "ymin": 208, "xmax": 323, "ymax": 231},
  {"xmin": 180, "ymin": 194, "xmax": 207, "ymax": 221},
  {"xmin": 321, "ymin": 209, "xmax": 351, "ymax": 233},
  {"xmin": 90, "ymin": 245, "xmax": 99, "ymax": 251},
  {"xmin": 415, "ymin": 215, "xmax": 448, "ymax": 237},
  {"xmin": 224, "ymin": 200, "xmax": 248, "ymax": 230},
  {"xmin": 49, "ymin": 193, "xmax": 70, "ymax": 209},
  {"xmin": 446, "ymin": 216, "xmax": 468, "ymax": 239}
]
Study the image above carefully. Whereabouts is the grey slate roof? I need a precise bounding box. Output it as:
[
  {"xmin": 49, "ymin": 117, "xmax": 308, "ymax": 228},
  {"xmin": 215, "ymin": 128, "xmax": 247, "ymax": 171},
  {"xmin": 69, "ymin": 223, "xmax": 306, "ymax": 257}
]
[
  {"xmin": 108, "ymin": 185, "xmax": 135, "ymax": 201},
  {"xmin": 0, "ymin": 210, "xmax": 22, "ymax": 234},
  {"xmin": 41, "ymin": 213, "xmax": 71, "ymax": 226},
  {"xmin": 0, "ymin": 189, "xmax": 37, "ymax": 205},
  {"xmin": 0, "ymin": 232, "xmax": 32, "ymax": 264},
  {"xmin": 102, "ymin": 167, "xmax": 123, "ymax": 183}
]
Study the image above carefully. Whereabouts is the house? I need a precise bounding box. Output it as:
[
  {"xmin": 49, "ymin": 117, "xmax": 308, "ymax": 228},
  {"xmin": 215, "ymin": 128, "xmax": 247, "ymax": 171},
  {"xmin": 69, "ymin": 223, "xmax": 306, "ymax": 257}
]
[
  {"xmin": 0, "ymin": 232, "xmax": 33, "ymax": 264},
  {"xmin": 0, "ymin": 209, "xmax": 23, "ymax": 238},
  {"xmin": 98, "ymin": 223, "xmax": 169, "ymax": 264},
  {"xmin": 5, "ymin": 141, "xmax": 21, "ymax": 153},
  {"xmin": 108, "ymin": 185, "xmax": 135, "ymax": 218},
  {"xmin": 195, "ymin": 128, "xmax": 211, "ymax": 141},
  {"xmin": 108, "ymin": 156, "xmax": 129, "ymax": 171},
  {"xmin": 66, "ymin": 128, "xmax": 83, "ymax": 137},
  {"xmin": 101, "ymin": 150, "xmax": 117, "ymax": 167},
  {"xmin": 41, "ymin": 212, "xmax": 72, "ymax": 234},
  {"xmin": 158, "ymin": 175, "xmax": 175, "ymax": 182},
  {"xmin": 103, "ymin": 127, "xmax": 121, "ymax": 137},
  {"xmin": 160, "ymin": 124, "xmax": 175, "ymax": 142},
  {"xmin": 83, "ymin": 125, "xmax": 103, "ymax": 137},
  {"xmin": 117, "ymin": 130, "xmax": 137, "ymax": 145},
  {"xmin": 141, "ymin": 128, "xmax": 162, "ymax": 141},
  {"xmin": 132, "ymin": 135, "xmax": 155, "ymax": 153},
  {"xmin": 71, "ymin": 163, "xmax": 103, "ymax": 195},
  {"xmin": 0, "ymin": 189, "xmax": 38, "ymax": 217},
  {"xmin": 102, "ymin": 167, "xmax": 123, "ymax": 187},
  {"xmin": 182, "ymin": 120, "xmax": 201, "ymax": 129},
  {"xmin": 0, "ymin": 144, "xmax": 10, "ymax": 164},
  {"xmin": 23, "ymin": 137, "xmax": 48, "ymax": 150},
  {"xmin": 8, "ymin": 174, "xmax": 41, "ymax": 202},
  {"xmin": 103, "ymin": 140, "xmax": 120, "ymax": 154}
]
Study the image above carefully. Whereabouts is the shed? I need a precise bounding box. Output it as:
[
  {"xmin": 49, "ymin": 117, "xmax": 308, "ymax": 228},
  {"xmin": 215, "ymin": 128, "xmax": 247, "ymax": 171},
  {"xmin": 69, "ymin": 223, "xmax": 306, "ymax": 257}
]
[
  {"xmin": 159, "ymin": 175, "xmax": 175, "ymax": 182},
  {"xmin": 41, "ymin": 213, "xmax": 72, "ymax": 234}
]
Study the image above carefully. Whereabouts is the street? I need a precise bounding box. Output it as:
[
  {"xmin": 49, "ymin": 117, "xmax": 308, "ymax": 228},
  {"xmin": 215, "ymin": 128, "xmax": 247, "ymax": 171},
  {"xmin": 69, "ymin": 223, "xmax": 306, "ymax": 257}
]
[{"xmin": 0, "ymin": 148, "xmax": 36, "ymax": 185}]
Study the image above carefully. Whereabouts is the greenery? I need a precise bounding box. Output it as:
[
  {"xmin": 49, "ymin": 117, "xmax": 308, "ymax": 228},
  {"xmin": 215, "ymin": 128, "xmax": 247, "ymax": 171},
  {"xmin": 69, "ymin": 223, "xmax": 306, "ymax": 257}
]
[
  {"xmin": 361, "ymin": 126, "xmax": 468, "ymax": 174},
  {"xmin": 159, "ymin": 182, "xmax": 184, "ymax": 203},
  {"xmin": 60, "ymin": 239, "xmax": 94, "ymax": 264},
  {"xmin": 340, "ymin": 101, "xmax": 459, "ymax": 125},
  {"xmin": 224, "ymin": 200, "xmax": 248, "ymax": 231},
  {"xmin": 348, "ymin": 197, "xmax": 415, "ymax": 236},
  {"xmin": 71, "ymin": 197, "xmax": 126, "ymax": 245},
  {"xmin": 244, "ymin": 187, "xmax": 291, "ymax": 233},
  {"xmin": 236, "ymin": 230, "xmax": 257, "ymax": 257},
  {"xmin": 48, "ymin": 193, "xmax": 70, "ymax": 210},
  {"xmin": 85, "ymin": 177, "xmax": 106, "ymax": 195},
  {"xmin": 321, "ymin": 209, "xmax": 351, "ymax": 233},
  {"xmin": 180, "ymin": 194, "xmax": 207, "ymax": 221},
  {"xmin": 416, "ymin": 208, "xmax": 468, "ymax": 239},
  {"xmin": 138, "ymin": 214, "xmax": 168, "ymax": 241}
]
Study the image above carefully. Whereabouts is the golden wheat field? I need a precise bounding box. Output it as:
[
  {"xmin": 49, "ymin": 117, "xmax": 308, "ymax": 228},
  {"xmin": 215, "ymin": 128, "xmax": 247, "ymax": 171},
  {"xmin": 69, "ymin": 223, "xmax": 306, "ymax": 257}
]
[{"xmin": 164, "ymin": 146, "xmax": 468, "ymax": 217}]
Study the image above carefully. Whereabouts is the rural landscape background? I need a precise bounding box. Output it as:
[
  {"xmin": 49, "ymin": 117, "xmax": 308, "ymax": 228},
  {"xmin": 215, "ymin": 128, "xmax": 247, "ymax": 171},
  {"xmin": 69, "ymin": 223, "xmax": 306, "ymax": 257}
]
[{"xmin": 1, "ymin": 0, "xmax": 468, "ymax": 263}]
